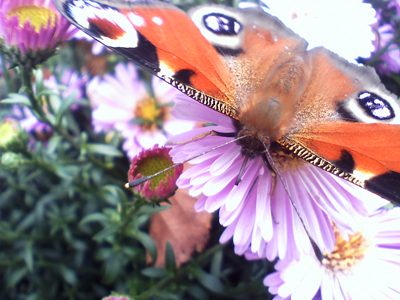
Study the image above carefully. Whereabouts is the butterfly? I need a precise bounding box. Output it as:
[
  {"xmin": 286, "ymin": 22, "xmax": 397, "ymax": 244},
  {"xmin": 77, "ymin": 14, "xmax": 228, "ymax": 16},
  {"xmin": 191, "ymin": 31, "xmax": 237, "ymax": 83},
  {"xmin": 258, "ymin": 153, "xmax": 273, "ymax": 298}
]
[{"xmin": 54, "ymin": 0, "xmax": 400, "ymax": 203}]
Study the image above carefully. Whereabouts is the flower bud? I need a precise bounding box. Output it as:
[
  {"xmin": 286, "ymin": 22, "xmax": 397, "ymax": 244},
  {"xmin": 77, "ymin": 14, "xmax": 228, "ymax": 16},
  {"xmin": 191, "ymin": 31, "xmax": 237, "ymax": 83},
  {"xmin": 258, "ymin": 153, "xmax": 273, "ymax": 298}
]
[
  {"xmin": 1, "ymin": 152, "xmax": 27, "ymax": 169},
  {"xmin": 127, "ymin": 146, "xmax": 182, "ymax": 203}
]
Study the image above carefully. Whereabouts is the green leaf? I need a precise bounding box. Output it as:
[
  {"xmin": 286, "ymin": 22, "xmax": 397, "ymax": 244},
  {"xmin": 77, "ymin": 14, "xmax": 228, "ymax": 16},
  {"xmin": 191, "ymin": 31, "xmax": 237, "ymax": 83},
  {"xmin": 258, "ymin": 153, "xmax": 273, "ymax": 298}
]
[
  {"xmin": 194, "ymin": 269, "xmax": 225, "ymax": 294},
  {"xmin": 142, "ymin": 267, "xmax": 168, "ymax": 278},
  {"xmin": 101, "ymin": 185, "xmax": 128, "ymax": 205},
  {"xmin": 53, "ymin": 165, "xmax": 81, "ymax": 180},
  {"xmin": 23, "ymin": 241, "xmax": 34, "ymax": 272},
  {"xmin": 93, "ymin": 225, "xmax": 119, "ymax": 242},
  {"xmin": 165, "ymin": 241, "xmax": 176, "ymax": 272},
  {"xmin": 138, "ymin": 204, "xmax": 170, "ymax": 215},
  {"xmin": 59, "ymin": 266, "xmax": 77, "ymax": 285},
  {"xmin": 210, "ymin": 251, "xmax": 223, "ymax": 277},
  {"xmin": 80, "ymin": 212, "xmax": 109, "ymax": 226},
  {"xmin": 187, "ymin": 285, "xmax": 209, "ymax": 300},
  {"xmin": 6, "ymin": 267, "xmax": 27, "ymax": 288},
  {"xmin": 104, "ymin": 254, "xmax": 124, "ymax": 283},
  {"xmin": 131, "ymin": 214, "xmax": 152, "ymax": 228},
  {"xmin": 17, "ymin": 212, "xmax": 35, "ymax": 232},
  {"xmin": 55, "ymin": 95, "xmax": 76, "ymax": 125},
  {"xmin": 86, "ymin": 143, "xmax": 123, "ymax": 157},
  {"xmin": 135, "ymin": 231, "xmax": 157, "ymax": 262},
  {"xmin": 0, "ymin": 93, "xmax": 31, "ymax": 106}
]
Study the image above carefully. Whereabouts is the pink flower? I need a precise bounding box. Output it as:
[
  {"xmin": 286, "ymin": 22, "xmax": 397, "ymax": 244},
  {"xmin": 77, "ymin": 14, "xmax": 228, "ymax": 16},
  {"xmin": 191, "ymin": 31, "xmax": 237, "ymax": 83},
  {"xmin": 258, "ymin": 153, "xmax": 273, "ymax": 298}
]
[
  {"xmin": 170, "ymin": 97, "xmax": 388, "ymax": 260},
  {"xmin": 0, "ymin": 0, "xmax": 75, "ymax": 64},
  {"xmin": 87, "ymin": 62, "xmax": 194, "ymax": 158},
  {"xmin": 127, "ymin": 146, "xmax": 182, "ymax": 202},
  {"xmin": 264, "ymin": 208, "xmax": 400, "ymax": 300}
]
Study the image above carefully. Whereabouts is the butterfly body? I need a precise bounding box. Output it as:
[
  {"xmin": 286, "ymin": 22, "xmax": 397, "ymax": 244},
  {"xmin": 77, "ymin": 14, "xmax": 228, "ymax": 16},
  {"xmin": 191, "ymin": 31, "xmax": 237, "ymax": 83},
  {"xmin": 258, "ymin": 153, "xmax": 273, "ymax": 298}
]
[{"xmin": 55, "ymin": 0, "xmax": 400, "ymax": 203}]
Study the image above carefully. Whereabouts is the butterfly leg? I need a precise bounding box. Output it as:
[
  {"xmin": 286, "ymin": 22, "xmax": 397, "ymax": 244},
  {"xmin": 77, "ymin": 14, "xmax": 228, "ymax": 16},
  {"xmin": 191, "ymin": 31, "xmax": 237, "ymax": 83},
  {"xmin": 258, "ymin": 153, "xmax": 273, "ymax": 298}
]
[
  {"xmin": 262, "ymin": 153, "xmax": 278, "ymax": 192},
  {"xmin": 235, "ymin": 156, "xmax": 249, "ymax": 185}
]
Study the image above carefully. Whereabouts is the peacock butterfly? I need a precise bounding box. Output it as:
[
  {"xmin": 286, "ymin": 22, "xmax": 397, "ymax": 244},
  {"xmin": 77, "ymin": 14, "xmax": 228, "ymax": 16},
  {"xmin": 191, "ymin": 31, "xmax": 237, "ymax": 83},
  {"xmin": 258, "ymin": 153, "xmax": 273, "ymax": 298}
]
[{"xmin": 54, "ymin": 0, "xmax": 400, "ymax": 203}]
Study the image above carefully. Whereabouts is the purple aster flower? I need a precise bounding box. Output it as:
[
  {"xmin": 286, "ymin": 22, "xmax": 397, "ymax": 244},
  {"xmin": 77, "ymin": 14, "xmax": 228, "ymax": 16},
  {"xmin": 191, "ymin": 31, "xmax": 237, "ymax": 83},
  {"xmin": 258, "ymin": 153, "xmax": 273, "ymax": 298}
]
[
  {"xmin": 372, "ymin": 1, "xmax": 400, "ymax": 75},
  {"xmin": 0, "ymin": 0, "xmax": 75, "ymax": 65},
  {"xmin": 169, "ymin": 97, "xmax": 389, "ymax": 260},
  {"xmin": 264, "ymin": 207, "xmax": 400, "ymax": 299},
  {"xmin": 389, "ymin": 0, "xmax": 400, "ymax": 14},
  {"xmin": 43, "ymin": 67, "xmax": 88, "ymax": 101},
  {"xmin": 87, "ymin": 62, "xmax": 194, "ymax": 158},
  {"xmin": 15, "ymin": 107, "xmax": 53, "ymax": 141},
  {"xmin": 374, "ymin": 24, "xmax": 400, "ymax": 74}
]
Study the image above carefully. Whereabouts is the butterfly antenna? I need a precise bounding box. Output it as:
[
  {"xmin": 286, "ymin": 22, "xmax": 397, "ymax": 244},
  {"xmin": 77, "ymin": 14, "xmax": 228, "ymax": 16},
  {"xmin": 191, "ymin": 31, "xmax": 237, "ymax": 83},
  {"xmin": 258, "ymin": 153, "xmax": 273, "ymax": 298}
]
[
  {"xmin": 167, "ymin": 130, "xmax": 236, "ymax": 146},
  {"xmin": 126, "ymin": 133, "xmax": 248, "ymax": 188},
  {"xmin": 262, "ymin": 141, "xmax": 323, "ymax": 260}
]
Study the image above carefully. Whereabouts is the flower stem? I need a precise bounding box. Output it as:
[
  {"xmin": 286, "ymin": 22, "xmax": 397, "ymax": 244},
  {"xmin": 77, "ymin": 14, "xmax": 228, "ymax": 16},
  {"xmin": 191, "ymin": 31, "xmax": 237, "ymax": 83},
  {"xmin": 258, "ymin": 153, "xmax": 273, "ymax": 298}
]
[{"xmin": 1, "ymin": 53, "xmax": 13, "ymax": 94}]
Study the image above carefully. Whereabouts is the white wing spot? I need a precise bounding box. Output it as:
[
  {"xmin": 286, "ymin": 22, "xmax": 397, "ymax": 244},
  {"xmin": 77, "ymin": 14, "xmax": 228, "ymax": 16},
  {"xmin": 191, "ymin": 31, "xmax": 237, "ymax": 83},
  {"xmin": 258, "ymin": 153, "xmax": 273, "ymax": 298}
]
[
  {"xmin": 152, "ymin": 16, "xmax": 163, "ymax": 25},
  {"xmin": 128, "ymin": 12, "xmax": 145, "ymax": 27},
  {"xmin": 358, "ymin": 92, "xmax": 370, "ymax": 99},
  {"xmin": 204, "ymin": 16, "xmax": 219, "ymax": 31}
]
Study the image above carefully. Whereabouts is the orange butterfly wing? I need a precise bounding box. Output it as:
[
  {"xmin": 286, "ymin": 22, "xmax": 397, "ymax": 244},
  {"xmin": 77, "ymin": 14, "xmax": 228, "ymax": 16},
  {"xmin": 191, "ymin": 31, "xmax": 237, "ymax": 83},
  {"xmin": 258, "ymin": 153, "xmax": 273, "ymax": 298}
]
[
  {"xmin": 124, "ymin": 6, "xmax": 233, "ymax": 101},
  {"xmin": 280, "ymin": 49, "xmax": 400, "ymax": 202},
  {"xmin": 286, "ymin": 122, "xmax": 400, "ymax": 201}
]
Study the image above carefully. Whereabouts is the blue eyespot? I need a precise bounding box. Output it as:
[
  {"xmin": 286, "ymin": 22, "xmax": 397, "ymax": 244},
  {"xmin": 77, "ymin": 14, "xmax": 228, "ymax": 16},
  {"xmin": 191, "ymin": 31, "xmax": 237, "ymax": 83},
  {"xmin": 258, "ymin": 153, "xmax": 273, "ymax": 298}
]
[{"xmin": 202, "ymin": 13, "xmax": 242, "ymax": 36}]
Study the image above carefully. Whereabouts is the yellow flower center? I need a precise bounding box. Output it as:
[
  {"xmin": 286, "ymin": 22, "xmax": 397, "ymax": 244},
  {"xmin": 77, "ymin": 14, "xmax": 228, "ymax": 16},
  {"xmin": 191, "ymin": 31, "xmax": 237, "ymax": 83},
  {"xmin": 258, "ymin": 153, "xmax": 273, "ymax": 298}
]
[
  {"xmin": 322, "ymin": 228, "xmax": 367, "ymax": 271},
  {"xmin": 8, "ymin": 6, "xmax": 57, "ymax": 33},
  {"xmin": 135, "ymin": 155, "xmax": 173, "ymax": 189},
  {"xmin": 134, "ymin": 98, "xmax": 165, "ymax": 130}
]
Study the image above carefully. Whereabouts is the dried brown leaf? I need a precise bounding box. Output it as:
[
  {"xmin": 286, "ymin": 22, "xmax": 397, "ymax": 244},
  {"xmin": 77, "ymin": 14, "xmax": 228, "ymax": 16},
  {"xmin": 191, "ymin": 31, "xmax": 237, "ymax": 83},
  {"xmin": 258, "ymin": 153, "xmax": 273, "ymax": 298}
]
[{"xmin": 149, "ymin": 189, "xmax": 212, "ymax": 267}]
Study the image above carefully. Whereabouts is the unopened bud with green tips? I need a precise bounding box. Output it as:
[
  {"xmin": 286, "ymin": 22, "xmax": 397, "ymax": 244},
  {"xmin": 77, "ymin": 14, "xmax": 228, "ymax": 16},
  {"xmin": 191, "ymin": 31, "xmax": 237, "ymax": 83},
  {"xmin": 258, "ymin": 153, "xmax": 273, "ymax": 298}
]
[{"xmin": 1, "ymin": 152, "xmax": 27, "ymax": 169}]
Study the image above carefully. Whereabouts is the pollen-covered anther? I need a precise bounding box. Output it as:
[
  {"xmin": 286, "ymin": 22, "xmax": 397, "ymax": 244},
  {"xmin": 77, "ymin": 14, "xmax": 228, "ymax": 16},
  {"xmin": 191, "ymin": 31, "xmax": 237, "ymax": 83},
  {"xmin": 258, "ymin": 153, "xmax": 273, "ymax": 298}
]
[{"xmin": 322, "ymin": 228, "xmax": 367, "ymax": 271}]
